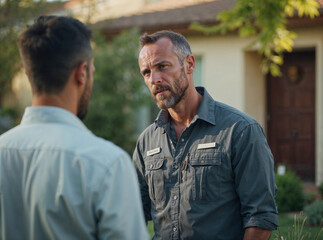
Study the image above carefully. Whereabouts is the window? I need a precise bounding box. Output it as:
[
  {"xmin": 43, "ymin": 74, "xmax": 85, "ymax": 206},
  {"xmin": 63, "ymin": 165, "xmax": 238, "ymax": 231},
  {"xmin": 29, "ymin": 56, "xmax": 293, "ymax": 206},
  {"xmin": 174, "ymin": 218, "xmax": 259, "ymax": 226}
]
[{"xmin": 193, "ymin": 56, "xmax": 203, "ymax": 86}]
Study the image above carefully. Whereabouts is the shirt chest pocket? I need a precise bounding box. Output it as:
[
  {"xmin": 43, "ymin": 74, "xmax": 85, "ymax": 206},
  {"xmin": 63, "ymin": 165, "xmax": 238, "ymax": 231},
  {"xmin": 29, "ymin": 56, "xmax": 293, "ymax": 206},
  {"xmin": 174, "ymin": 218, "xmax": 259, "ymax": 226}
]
[
  {"xmin": 145, "ymin": 157, "xmax": 166, "ymax": 206},
  {"xmin": 187, "ymin": 151, "xmax": 222, "ymax": 201}
]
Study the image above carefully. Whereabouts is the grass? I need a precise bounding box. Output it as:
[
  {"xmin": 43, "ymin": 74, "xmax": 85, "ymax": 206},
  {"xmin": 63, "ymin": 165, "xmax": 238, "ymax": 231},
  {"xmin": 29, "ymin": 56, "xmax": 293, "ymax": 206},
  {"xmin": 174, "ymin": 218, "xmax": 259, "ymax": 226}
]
[
  {"xmin": 147, "ymin": 214, "xmax": 323, "ymax": 239},
  {"xmin": 270, "ymin": 213, "xmax": 323, "ymax": 240}
]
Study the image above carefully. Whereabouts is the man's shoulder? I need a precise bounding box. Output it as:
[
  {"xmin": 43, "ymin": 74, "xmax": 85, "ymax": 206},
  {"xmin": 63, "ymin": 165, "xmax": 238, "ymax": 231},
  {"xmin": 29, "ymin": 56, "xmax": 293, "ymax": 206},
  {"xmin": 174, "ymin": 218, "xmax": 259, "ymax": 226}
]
[
  {"xmin": 0, "ymin": 125, "xmax": 23, "ymax": 144},
  {"xmin": 0, "ymin": 122, "xmax": 129, "ymax": 163},
  {"xmin": 56, "ymin": 124, "xmax": 129, "ymax": 163},
  {"xmin": 214, "ymin": 101, "xmax": 258, "ymax": 126}
]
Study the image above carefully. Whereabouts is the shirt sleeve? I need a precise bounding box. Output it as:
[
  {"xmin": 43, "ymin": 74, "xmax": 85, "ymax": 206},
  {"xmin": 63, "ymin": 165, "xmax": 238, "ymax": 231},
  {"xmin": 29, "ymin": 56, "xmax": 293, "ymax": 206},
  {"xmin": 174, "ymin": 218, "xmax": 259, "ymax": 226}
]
[
  {"xmin": 94, "ymin": 153, "xmax": 149, "ymax": 240},
  {"xmin": 231, "ymin": 123, "xmax": 278, "ymax": 231},
  {"xmin": 133, "ymin": 141, "xmax": 152, "ymax": 223}
]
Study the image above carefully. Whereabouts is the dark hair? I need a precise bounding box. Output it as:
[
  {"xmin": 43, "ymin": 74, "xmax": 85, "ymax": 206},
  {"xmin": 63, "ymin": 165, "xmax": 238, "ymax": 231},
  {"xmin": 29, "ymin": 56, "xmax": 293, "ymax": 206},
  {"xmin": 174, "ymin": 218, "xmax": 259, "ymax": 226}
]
[
  {"xmin": 18, "ymin": 15, "xmax": 92, "ymax": 94},
  {"xmin": 139, "ymin": 30, "xmax": 192, "ymax": 64}
]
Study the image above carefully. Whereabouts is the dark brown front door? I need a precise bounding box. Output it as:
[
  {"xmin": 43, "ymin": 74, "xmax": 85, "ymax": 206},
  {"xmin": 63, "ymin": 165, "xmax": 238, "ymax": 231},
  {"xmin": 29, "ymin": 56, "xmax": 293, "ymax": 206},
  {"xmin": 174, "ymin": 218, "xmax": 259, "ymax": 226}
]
[{"xmin": 267, "ymin": 50, "xmax": 315, "ymax": 181}]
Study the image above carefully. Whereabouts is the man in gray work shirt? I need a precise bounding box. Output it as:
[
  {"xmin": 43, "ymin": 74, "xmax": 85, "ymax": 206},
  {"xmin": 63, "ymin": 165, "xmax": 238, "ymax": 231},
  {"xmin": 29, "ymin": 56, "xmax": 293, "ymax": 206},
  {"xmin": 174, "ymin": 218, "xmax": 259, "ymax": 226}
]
[{"xmin": 133, "ymin": 30, "xmax": 278, "ymax": 239}]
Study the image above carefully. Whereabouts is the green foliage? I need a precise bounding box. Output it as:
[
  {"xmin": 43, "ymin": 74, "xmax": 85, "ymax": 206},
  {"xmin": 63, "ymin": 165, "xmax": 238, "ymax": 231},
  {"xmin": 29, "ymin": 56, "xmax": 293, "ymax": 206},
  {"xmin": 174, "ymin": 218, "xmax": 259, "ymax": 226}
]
[
  {"xmin": 147, "ymin": 221, "xmax": 154, "ymax": 238},
  {"xmin": 275, "ymin": 171, "xmax": 304, "ymax": 212},
  {"xmin": 303, "ymin": 191, "xmax": 316, "ymax": 205},
  {"xmin": 190, "ymin": 0, "xmax": 319, "ymax": 76},
  {"xmin": 0, "ymin": 106, "xmax": 18, "ymax": 133},
  {"xmin": 304, "ymin": 201, "xmax": 323, "ymax": 227},
  {"xmin": 84, "ymin": 29, "xmax": 150, "ymax": 155},
  {"xmin": 0, "ymin": 0, "xmax": 51, "ymax": 102},
  {"xmin": 318, "ymin": 182, "xmax": 323, "ymax": 198},
  {"xmin": 272, "ymin": 212, "xmax": 323, "ymax": 240}
]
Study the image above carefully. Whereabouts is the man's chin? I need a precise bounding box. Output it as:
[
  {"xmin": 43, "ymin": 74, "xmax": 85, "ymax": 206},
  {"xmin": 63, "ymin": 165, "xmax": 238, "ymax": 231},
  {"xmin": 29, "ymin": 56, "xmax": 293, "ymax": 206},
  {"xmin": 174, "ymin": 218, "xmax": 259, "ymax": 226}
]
[{"xmin": 155, "ymin": 99, "xmax": 167, "ymax": 110}]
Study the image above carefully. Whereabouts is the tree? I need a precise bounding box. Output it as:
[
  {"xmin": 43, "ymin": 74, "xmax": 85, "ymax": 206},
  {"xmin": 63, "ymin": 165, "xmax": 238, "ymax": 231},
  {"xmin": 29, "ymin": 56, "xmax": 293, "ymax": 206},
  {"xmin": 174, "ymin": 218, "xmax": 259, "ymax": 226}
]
[
  {"xmin": 0, "ymin": 0, "xmax": 52, "ymax": 103},
  {"xmin": 84, "ymin": 29, "xmax": 151, "ymax": 154},
  {"xmin": 191, "ymin": 0, "xmax": 320, "ymax": 76}
]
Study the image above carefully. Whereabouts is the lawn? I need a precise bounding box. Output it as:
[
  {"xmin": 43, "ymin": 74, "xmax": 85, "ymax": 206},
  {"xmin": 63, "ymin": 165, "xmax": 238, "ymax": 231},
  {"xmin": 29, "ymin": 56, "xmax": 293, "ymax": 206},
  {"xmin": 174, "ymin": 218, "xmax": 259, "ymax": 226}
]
[
  {"xmin": 147, "ymin": 214, "xmax": 323, "ymax": 239},
  {"xmin": 270, "ymin": 213, "xmax": 323, "ymax": 240}
]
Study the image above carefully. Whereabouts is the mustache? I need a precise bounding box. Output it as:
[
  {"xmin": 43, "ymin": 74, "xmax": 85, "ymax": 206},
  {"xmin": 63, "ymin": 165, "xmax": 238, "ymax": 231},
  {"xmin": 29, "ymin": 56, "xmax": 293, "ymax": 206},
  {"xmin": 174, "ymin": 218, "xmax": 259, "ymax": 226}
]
[{"xmin": 152, "ymin": 84, "xmax": 171, "ymax": 95}]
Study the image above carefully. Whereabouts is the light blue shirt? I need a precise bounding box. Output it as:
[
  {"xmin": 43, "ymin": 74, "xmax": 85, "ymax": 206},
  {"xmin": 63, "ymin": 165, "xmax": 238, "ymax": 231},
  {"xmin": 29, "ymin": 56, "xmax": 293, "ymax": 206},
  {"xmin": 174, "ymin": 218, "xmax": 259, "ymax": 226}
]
[{"xmin": 0, "ymin": 106, "xmax": 149, "ymax": 240}]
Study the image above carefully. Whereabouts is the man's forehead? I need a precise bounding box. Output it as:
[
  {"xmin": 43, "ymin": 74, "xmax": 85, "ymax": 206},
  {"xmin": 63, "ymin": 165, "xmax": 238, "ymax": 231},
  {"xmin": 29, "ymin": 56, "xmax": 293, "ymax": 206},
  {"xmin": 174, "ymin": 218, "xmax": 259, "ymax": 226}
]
[{"xmin": 139, "ymin": 38, "xmax": 175, "ymax": 62}]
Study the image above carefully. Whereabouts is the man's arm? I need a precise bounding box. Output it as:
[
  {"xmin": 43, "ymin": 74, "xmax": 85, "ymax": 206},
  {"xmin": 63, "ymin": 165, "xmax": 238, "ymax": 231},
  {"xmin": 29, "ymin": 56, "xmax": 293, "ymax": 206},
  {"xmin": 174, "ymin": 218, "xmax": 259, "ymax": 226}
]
[
  {"xmin": 244, "ymin": 227, "xmax": 271, "ymax": 240},
  {"xmin": 232, "ymin": 123, "xmax": 278, "ymax": 231}
]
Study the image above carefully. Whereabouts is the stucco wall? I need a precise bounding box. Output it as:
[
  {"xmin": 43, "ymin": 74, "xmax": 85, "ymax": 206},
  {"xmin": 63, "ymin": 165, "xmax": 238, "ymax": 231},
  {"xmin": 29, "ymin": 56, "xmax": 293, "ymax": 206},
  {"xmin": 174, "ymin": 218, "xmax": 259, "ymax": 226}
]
[{"xmin": 189, "ymin": 35, "xmax": 247, "ymax": 112}]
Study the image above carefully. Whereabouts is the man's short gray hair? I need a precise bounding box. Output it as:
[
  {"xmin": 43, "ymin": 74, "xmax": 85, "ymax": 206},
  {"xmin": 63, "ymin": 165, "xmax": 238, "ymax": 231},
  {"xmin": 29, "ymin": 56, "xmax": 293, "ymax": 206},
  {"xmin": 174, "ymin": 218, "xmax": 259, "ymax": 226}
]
[{"xmin": 139, "ymin": 30, "xmax": 192, "ymax": 64}]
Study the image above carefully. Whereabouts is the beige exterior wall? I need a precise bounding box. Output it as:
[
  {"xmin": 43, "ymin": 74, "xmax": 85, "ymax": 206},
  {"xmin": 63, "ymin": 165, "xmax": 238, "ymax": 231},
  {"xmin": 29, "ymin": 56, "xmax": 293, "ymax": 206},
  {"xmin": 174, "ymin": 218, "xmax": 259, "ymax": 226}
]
[
  {"xmin": 189, "ymin": 36, "xmax": 245, "ymax": 109},
  {"xmin": 188, "ymin": 26, "xmax": 323, "ymax": 184}
]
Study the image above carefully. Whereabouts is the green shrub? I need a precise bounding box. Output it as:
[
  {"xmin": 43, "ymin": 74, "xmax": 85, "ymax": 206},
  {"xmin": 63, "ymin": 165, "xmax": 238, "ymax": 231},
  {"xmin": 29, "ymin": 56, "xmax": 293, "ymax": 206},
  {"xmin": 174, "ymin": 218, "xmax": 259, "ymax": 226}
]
[
  {"xmin": 318, "ymin": 182, "xmax": 323, "ymax": 198},
  {"xmin": 275, "ymin": 171, "xmax": 304, "ymax": 212},
  {"xmin": 304, "ymin": 192, "xmax": 316, "ymax": 205},
  {"xmin": 304, "ymin": 201, "xmax": 323, "ymax": 227}
]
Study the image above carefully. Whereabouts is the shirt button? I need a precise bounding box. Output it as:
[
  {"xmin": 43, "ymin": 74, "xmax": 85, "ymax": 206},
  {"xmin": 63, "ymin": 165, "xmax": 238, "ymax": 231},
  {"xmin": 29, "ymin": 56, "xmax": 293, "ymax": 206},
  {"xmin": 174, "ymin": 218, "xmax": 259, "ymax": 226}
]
[
  {"xmin": 181, "ymin": 138, "xmax": 184, "ymax": 142},
  {"xmin": 173, "ymin": 227, "xmax": 177, "ymax": 232},
  {"xmin": 174, "ymin": 164, "xmax": 178, "ymax": 169},
  {"xmin": 174, "ymin": 196, "xmax": 178, "ymax": 200}
]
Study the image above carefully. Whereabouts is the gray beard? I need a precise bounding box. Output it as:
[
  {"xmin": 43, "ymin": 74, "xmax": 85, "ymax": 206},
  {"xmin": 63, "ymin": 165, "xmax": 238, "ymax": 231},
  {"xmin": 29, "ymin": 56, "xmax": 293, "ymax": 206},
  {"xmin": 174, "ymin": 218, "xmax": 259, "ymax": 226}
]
[{"xmin": 156, "ymin": 69, "xmax": 188, "ymax": 110}]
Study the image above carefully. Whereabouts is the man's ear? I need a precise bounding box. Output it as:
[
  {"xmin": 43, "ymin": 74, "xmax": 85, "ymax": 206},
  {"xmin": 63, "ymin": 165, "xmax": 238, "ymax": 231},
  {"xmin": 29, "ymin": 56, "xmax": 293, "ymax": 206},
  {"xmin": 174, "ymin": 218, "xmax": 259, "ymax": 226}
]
[
  {"xmin": 185, "ymin": 55, "xmax": 195, "ymax": 74},
  {"xmin": 75, "ymin": 62, "xmax": 88, "ymax": 86}
]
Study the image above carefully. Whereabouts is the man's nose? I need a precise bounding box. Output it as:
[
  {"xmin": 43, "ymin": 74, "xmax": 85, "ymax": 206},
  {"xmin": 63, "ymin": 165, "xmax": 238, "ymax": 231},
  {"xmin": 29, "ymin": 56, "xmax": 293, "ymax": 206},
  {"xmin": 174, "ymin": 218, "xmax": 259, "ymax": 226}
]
[{"xmin": 148, "ymin": 71, "xmax": 162, "ymax": 85}]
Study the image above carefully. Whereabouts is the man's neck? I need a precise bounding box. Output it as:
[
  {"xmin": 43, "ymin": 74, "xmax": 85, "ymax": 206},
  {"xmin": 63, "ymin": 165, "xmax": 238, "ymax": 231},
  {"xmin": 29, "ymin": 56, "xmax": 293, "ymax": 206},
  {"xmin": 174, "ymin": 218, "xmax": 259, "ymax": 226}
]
[
  {"xmin": 168, "ymin": 88, "xmax": 203, "ymax": 139},
  {"xmin": 32, "ymin": 92, "xmax": 77, "ymax": 116}
]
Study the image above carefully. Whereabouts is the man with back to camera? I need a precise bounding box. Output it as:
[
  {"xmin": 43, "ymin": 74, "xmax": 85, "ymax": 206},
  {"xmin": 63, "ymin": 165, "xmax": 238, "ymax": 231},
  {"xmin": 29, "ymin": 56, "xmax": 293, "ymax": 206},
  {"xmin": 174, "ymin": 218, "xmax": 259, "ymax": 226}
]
[
  {"xmin": 133, "ymin": 30, "xmax": 278, "ymax": 239},
  {"xmin": 0, "ymin": 15, "xmax": 149, "ymax": 240}
]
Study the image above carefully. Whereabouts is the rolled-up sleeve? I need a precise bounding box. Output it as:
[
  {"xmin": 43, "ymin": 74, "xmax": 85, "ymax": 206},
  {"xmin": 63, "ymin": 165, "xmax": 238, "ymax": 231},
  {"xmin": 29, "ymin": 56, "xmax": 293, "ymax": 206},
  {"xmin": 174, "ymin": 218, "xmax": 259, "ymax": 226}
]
[{"xmin": 232, "ymin": 123, "xmax": 278, "ymax": 230}]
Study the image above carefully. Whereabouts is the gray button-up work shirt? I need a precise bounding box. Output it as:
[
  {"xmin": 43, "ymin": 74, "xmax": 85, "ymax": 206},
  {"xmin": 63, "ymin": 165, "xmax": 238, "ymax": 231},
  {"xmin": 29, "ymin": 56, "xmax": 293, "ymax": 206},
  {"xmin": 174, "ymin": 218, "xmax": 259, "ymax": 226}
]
[{"xmin": 133, "ymin": 87, "xmax": 278, "ymax": 240}]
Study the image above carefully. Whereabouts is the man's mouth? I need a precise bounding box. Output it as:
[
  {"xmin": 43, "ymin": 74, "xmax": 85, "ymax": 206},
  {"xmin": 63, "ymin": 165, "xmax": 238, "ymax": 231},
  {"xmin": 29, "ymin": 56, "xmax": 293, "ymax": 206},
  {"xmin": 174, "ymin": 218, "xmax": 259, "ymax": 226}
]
[
  {"xmin": 155, "ymin": 89, "xmax": 167, "ymax": 95},
  {"xmin": 153, "ymin": 86, "xmax": 170, "ymax": 96}
]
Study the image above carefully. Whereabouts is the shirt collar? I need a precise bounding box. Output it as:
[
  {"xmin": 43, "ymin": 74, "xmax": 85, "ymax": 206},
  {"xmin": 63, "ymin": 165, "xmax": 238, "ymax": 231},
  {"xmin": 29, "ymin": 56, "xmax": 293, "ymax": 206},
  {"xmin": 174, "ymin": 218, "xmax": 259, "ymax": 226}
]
[
  {"xmin": 21, "ymin": 106, "xmax": 90, "ymax": 132},
  {"xmin": 195, "ymin": 87, "xmax": 216, "ymax": 125},
  {"xmin": 154, "ymin": 87, "xmax": 216, "ymax": 131}
]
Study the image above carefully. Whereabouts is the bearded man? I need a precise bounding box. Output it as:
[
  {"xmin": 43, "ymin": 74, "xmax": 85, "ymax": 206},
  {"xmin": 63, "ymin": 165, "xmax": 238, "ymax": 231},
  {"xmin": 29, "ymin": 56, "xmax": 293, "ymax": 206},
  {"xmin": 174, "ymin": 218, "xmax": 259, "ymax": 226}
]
[{"xmin": 133, "ymin": 30, "xmax": 278, "ymax": 240}]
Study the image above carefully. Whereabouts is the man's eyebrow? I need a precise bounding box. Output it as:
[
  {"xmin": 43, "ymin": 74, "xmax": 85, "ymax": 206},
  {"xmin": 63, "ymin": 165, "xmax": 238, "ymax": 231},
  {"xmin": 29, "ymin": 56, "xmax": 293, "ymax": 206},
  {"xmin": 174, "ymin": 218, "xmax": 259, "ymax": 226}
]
[
  {"xmin": 153, "ymin": 60, "xmax": 170, "ymax": 67},
  {"xmin": 140, "ymin": 60, "xmax": 171, "ymax": 74}
]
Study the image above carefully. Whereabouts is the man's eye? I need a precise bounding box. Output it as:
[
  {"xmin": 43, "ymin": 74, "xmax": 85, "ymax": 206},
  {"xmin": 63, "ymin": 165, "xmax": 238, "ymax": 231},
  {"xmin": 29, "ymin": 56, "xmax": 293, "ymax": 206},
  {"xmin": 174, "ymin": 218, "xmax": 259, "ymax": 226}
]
[
  {"xmin": 143, "ymin": 70, "xmax": 150, "ymax": 76},
  {"xmin": 159, "ymin": 64, "xmax": 167, "ymax": 70}
]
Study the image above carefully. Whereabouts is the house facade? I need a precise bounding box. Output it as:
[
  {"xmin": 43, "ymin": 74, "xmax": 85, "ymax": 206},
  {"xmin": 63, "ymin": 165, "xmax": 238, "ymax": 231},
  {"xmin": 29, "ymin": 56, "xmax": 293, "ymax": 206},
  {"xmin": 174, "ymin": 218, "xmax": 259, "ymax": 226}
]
[{"xmin": 95, "ymin": 0, "xmax": 323, "ymax": 184}]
